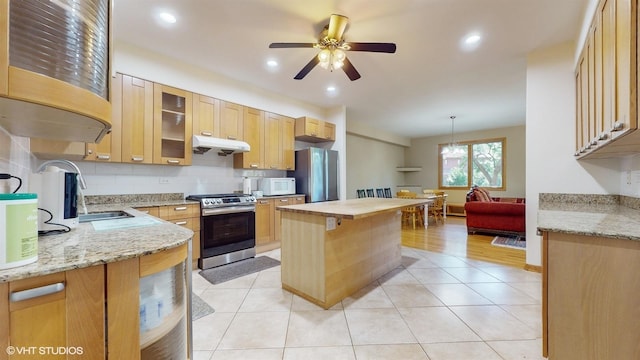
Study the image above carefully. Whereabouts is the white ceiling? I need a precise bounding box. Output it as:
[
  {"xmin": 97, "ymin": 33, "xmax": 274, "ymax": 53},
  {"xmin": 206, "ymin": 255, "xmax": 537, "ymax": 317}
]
[{"xmin": 113, "ymin": 0, "xmax": 589, "ymax": 139}]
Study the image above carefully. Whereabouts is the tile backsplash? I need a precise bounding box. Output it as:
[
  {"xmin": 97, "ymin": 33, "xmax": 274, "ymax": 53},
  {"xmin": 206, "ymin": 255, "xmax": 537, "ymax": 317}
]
[{"xmin": 0, "ymin": 126, "xmax": 30, "ymax": 194}]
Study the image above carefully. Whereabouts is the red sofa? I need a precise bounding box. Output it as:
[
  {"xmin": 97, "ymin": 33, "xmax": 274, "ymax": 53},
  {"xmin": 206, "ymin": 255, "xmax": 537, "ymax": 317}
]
[{"xmin": 464, "ymin": 187, "xmax": 526, "ymax": 237}]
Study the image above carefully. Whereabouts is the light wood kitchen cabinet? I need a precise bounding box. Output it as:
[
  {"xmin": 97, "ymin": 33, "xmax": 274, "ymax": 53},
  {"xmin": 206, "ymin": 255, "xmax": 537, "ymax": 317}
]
[
  {"xmin": 255, "ymin": 195, "xmax": 305, "ymax": 253},
  {"xmin": 282, "ymin": 116, "xmax": 295, "ymax": 170},
  {"xmin": 86, "ymin": 72, "xmax": 124, "ymax": 162},
  {"xmin": 542, "ymin": 231, "xmax": 640, "ymax": 359},
  {"xmin": 153, "ymin": 84, "xmax": 193, "ymax": 166},
  {"xmin": 233, "ymin": 107, "xmax": 264, "ymax": 169},
  {"xmin": 137, "ymin": 204, "xmax": 200, "ymax": 270},
  {"xmin": 575, "ymin": 0, "xmax": 638, "ymax": 159},
  {"xmin": 255, "ymin": 199, "xmax": 274, "ymax": 247},
  {"xmin": 2, "ymin": 266, "xmax": 105, "ymax": 360},
  {"xmin": 192, "ymin": 94, "xmax": 220, "ymax": 138},
  {"xmin": 121, "ymin": 74, "xmax": 154, "ymax": 164},
  {"xmin": 264, "ymin": 112, "xmax": 284, "ymax": 169},
  {"xmin": 220, "ymin": 101, "xmax": 244, "ymax": 141},
  {"xmin": 295, "ymin": 116, "xmax": 336, "ymax": 142},
  {"xmin": 0, "ymin": 0, "xmax": 112, "ymax": 143}
]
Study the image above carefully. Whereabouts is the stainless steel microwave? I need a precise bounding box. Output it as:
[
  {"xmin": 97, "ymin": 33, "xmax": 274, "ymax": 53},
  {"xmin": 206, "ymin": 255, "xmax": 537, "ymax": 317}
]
[{"xmin": 258, "ymin": 178, "xmax": 296, "ymax": 196}]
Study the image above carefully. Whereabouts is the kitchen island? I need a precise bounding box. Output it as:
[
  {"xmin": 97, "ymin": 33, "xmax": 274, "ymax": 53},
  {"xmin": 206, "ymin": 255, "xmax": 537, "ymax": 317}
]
[{"xmin": 277, "ymin": 198, "xmax": 431, "ymax": 309}]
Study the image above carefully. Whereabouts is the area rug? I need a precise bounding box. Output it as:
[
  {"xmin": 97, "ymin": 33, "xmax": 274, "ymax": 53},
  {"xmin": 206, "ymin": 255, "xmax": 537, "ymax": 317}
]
[
  {"xmin": 192, "ymin": 292, "xmax": 214, "ymax": 321},
  {"xmin": 199, "ymin": 256, "xmax": 280, "ymax": 285},
  {"xmin": 491, "ymin": 236, "xmax": 526, "ymax": 250}
]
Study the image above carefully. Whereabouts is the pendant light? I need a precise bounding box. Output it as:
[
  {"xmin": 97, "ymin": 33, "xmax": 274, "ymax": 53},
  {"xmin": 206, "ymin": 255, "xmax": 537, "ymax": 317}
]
[{"xmin": 442, "ymin": 115, "xmax": 463, "ymax": 155}]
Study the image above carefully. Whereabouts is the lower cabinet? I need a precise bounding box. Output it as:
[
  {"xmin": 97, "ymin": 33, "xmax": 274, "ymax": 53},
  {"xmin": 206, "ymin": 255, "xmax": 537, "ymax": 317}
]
[
  {"xmin": 135, "ymin": 204, "xmax": 200, "ymax": 270},
  {"xmin": 542, "ymin": 231, "xmax": 640, "ymax": 359},
  {"xmin": 1, "ymin": 266, "xmax": 105, "ymax": 360},
  {"xmin": 255, "ymin": 195, "xmax": 305, "ymax": 253}
]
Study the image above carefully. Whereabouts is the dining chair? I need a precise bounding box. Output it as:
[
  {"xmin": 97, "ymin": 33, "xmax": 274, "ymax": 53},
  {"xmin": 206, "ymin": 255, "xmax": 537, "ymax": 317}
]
[
  {"xmin": 366, "ymin": 188, "xmax": 375, "ymax": 197},
  {"xmin": 396, "ymin": 191, "xmax": 424, "ymax": 229},
  {"xmin": 428, "ymin": 194, "xmax": 445, "ymax": 224},
  {"xmin": 356, "ymin": 189, "xmax": 366, "ymax": 198},
  {"xmin": 376, "ymin": 188, "xmax": 385, "ymax": 197},
  {"xmin": 383, "ymin": 188, "xmax": 392, "ymax": 198}
]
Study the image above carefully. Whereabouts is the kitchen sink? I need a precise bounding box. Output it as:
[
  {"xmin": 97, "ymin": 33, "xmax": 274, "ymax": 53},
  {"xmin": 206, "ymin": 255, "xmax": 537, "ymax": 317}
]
[{"xmin": 79, "ymin": 211, "xmax": 133, "ymax": 223}]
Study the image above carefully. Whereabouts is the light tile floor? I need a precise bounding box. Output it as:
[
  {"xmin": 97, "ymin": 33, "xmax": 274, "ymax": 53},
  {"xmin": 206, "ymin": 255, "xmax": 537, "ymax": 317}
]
[{"xmin": 191, "ymin": 246, "xmax": 544, "ymax": 360}]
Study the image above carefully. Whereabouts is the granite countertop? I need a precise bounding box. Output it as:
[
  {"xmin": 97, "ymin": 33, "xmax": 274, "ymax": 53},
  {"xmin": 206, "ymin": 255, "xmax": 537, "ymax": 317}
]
[
  {"xmin": 537, "ymin": 193, "xmax": 640, "ymax": 241},
  {"xmin": 0, "ymin": 194, "xmax": 195, "ymax": 283},
  {"xmin": 277, "ymin": 198, "xmax": 432, "ymax": 220}
]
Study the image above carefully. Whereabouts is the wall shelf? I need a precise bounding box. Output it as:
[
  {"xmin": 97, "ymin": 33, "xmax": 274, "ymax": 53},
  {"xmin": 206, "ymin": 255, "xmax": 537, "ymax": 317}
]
[{"xmin": 396, "ymin": 167, "xmax": 422, "ymax": 172}]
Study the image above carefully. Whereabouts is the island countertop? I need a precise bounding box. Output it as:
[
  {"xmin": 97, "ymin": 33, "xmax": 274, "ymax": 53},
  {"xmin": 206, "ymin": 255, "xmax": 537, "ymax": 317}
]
[
  {"xmin": 277, "ymin": 197, "xmax": 432, "ymax": 220},
  {"xmin": 0, "ymin": 208, "xmax": 193, "ymax": 283}
]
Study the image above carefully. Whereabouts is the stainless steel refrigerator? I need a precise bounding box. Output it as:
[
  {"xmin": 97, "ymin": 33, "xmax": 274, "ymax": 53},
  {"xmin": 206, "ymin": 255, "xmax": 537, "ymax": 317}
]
[{"xmin": 288, "ymin": 148, "xmax": 339, "ymax": 202}]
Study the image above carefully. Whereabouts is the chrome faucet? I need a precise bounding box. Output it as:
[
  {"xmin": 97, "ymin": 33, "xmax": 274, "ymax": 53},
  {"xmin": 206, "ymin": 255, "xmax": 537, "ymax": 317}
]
[{"xmin": 36, "ymin": 159, "xmax": 87, "ymax": 189}]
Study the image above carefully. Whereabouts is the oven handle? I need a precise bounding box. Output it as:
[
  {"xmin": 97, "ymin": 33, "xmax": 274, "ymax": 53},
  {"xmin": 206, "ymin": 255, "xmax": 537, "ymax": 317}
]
[{"xmin": 202, "ymin": 206, "xmax": 256, "ymax": 216}]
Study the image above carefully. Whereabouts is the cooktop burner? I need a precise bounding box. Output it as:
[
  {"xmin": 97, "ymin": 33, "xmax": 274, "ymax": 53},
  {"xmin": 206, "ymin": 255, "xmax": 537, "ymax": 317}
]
[{"xmin": 186, "ymin": 193, "xmax": 256, "ymax": 208}]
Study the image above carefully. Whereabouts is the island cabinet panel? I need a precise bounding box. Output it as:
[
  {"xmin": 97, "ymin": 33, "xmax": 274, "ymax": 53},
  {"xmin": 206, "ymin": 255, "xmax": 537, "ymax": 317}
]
[
  {"xmin": 543, "ymin": 232, "xmax": 640, "ymax": 359},
  {"xmin": 5, "ymin": 266, "xmax": 105, "ymax": 360},
  {"xmin": 107, "ymin": 258, "xmax": 141, "ymax": 360},
  {"xmin": 281, "ymin": 210, "xmax": 400, "ymax": 309}
]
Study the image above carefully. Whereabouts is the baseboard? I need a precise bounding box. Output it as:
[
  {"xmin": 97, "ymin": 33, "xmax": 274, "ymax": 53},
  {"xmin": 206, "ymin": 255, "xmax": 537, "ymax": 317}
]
[{"xmin": 524, "ymin": 263, "xmax": 542, "ymax": 273}]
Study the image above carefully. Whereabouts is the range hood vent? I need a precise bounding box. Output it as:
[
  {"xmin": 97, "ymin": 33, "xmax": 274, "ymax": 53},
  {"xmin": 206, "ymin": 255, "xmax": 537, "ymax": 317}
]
[{"xmin": 192, "ymin": 135, "xmax": 250, "ymax": 156}]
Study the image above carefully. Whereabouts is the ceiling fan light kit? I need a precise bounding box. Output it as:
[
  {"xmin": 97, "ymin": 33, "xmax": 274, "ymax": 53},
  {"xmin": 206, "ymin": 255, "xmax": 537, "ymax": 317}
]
[{"xmin": 269, "ymin": 14, "xmax": 396, "ymax": 81}]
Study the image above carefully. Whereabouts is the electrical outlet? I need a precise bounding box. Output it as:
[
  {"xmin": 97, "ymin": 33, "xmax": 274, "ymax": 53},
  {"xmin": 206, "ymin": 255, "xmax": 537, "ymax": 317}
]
[{"xmin": 159, "ymin": 177, "xmax": 170, "ymax": 184}]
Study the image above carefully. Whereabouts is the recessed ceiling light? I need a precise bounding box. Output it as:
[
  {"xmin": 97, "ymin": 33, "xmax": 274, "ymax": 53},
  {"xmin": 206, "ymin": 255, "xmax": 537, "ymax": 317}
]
[
  {"xmin": 159, "ymin": 12, "xmax": 177, "ymax": 24},
  {"xmin": 465, "ymin": 34, "xmax": 481, "ymax": 44},
  {"xmin": 267, "ymin": 60, "xmax": 278, "ymax": 67},
  {"xmin": 326, "ymin": 86, "xmax": 336, "ymax": 92}
]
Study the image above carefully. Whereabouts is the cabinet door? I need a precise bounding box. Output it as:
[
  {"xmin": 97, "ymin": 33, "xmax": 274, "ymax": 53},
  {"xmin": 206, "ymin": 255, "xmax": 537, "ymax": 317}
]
[
  {"xmin": 86, "ymin": 72, "xmax": 123, "ymax": 162},
  {"xmin": 282, "ymin": 116, "xmax": 295, "ymax": 170},
  {"xmin": 220, "ymin": 101, "xmax": 244, "ymax": 140},
  {"xmin": 121, "ymin": 74, "xmax": 154, "ymax": 164},
  {"xmin": 255, "ymin": 199, "xmax": 274, "ymax": 245},
  {"xmin": 0, "ymin": 0, "xmax": 7, "ymax": 96},
  {"xmin": 153, "ymin": 84, "xmax": 193, "ymax": 165},
  {"xmin": 234, "ymin": 107, "xmax": 264, "ymax": 169},
  {"xmin": 323, "ymin": 122, "xmax": 336, "ymax": 141},
  {"xmin": 295, "ymin": 117, "xmax": 321, "ymax": 138},
  {"xmin": 193, "ymin": 94, "xmax": 219, "ymax": 138},
  {"xmin": 264, "ymin": 113, "xmax": 283, "ymax": 170}
]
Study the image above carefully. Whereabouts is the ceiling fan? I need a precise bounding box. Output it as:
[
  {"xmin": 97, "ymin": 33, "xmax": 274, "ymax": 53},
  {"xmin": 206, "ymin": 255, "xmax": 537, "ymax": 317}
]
[{"xmin": 269, "ymin": 14, "xmax": 396, "ymax": 81}]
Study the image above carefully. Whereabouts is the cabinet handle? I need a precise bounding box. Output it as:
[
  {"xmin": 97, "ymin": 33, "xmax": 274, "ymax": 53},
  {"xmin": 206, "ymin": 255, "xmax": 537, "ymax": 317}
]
[
  {"xmin": 132, "ymin": 156, "xmax": 144, "ymax": 162},
  {"xmin": 200, "ymin": 131, "xmax": 212, "ymax": 136},
  {"xmin": 227, "ymin": 136, "xmax": 237, "ymax": 140},
  {"xmin": 250, "ymin": 164, "xmax": 258, "ymax": 168},
  {"xmin": 259, "ymin": 200, "xmax": 269, "ymax": 204},
  {"xmin": 10, "ymin": 282, "xmax": 65, "ymax": 302},
  {"xmin": 174, "ymin": 206, "xmax": 187, "ymax": 211},
  {"xmin": 87, "ymin": 149, "xmax": 93, "ymax": 154},
  {"xmin": 97, "ymin": 155, "xmax": 110, "ymax": 160},
  {"xmin": 174, "ymin": 221, "xmax": 188, "ymax": 225},
  {"xmin": 280, "ymin": 199, "xmax": 289, "ymax": 203},
  {"xmin": 612, "ymin": 121, "xmax": 624, "ymax": 131},
  {"xmin": 139, "ymin": 210, "xmax": 149, "ymax": 214},
  {"xmin": 270, "ymin": 165, "xmax": 278, "ymax": 169},
  {"xmin": 167, "ymin": 160, "xmax": 180, "ymax": 164},
  {"xmin": 310, "ymin": 133, "xmax": 317, "ymax": 136}
]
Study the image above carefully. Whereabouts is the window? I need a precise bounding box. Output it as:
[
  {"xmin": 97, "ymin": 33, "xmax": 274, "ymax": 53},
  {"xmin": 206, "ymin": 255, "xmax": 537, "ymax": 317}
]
[{"xmin": 438, "ymin": 138, "xmax": 505, "ymax": 190}]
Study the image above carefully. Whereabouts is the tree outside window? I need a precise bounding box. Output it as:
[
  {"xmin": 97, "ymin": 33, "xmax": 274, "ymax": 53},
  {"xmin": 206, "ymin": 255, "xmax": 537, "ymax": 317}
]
[{"xmin": 439, "ymin": 138, "xmax": 505, "ymax": 190}]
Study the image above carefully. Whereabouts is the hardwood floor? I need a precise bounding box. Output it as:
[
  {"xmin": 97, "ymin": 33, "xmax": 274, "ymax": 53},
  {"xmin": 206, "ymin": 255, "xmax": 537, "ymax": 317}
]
[{"xmin": 401, "ymin": 216, "xmax": 527, "ymax": 269}]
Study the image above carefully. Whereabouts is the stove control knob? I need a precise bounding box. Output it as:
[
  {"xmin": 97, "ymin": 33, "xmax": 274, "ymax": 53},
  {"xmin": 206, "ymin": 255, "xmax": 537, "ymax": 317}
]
[
  {"xmin": 203, "ymin": 199, "xmax": 211, "ymax": 206},
  {"xmin": 215, "ymin": 199, "xmax": 223, "ymax": 205}
]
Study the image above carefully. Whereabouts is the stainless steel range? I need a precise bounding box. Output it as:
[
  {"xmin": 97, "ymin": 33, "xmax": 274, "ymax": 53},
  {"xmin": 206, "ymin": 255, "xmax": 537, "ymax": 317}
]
[{"xmin": 186, "ymin": 193, "xmax": 256, "ymax": 269}]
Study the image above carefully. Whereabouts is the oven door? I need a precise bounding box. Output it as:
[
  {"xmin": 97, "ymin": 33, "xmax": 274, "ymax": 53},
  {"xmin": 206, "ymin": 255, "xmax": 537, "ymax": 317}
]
[{"xmin": 200, "ymin": 206, "xmax": 256, "ymax": 259}]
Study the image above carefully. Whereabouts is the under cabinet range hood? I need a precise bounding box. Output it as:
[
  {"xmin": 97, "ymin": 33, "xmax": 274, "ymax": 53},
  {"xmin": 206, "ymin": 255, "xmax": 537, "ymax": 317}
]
[{"xmin": 192, "ymin": 135, "xmax": 251, "ymax": 156}]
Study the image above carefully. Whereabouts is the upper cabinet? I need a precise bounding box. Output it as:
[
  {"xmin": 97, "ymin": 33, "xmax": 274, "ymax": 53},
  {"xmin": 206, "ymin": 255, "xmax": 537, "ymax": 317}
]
[
  {"xmin": 295, "ymin": 117, "xmax": 336, "ymax": 142},
  {"xmin": 86, "ymin": 72, "xmax": 123, "ymax": 162},
  {"xmin": 575, "ymin": 0, "xmax": 638, "ymax": 159},
  {"xmin": 153, "ymin": 84, "xmax": 193, "ymax": 165},
  {"xmin": 121, "ymin": 74, "xmax": 154, "ymax": 164},
  {"xmin": 264, "ymin": 112, "xmax": 284, "ymax": 170},
  {"xmin": 233, "ymin": 107, "xmax": 264, "ymax": 169},
  {"xmin": 282, "ymin": 116, "xmax": 295, "ymax": 170},
  {"xmin": 220, "ymin": 101, "xmax": 244, "ymax": 141},
  {"xmin": 0, "ymin": 0, "xmax": 112, "ymax": 143},
  {"xmin": 193, "ymin": 94, "xmax": 220, "ymax": 138}
]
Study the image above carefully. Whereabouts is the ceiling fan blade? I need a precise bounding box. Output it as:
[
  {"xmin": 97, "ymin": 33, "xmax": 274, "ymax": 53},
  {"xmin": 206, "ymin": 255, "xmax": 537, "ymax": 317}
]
[
  {"xmin": 269, "ymin": 43, "xmax": 316, "ymax": 48},
  {"xmin": 327, "ymin": 14, "xmax": 349, "ymax": 40},
  {"xmin": 294, "ymin": 56, "xmax": 320, "ymax": 80},
  {"xmin": 342, "ymin": 57, "xmax": 361, "ymax": 81},
  {"xmin": 347, "ymin": 42, "xmax": 397, "ymax": 53}
]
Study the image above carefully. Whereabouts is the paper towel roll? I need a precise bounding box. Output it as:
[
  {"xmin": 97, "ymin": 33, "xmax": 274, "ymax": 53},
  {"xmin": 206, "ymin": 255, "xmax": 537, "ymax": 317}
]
[{"xmin": 243, "ymin": 178, "xmax": 252, "ymax": 195}]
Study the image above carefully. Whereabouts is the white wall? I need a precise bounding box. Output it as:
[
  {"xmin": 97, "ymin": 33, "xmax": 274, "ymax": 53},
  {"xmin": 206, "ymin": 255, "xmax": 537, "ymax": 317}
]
[
  {"xmin": 0, "ymin": 127, "xmax": 31, "ymax": 194},
  {"xmin": 525, "ymin": 41, "xmax": 620, "ymax": 266},
  {"xmin": 69, "ymin": 42, "xmax": 348, "ymax": 197}
]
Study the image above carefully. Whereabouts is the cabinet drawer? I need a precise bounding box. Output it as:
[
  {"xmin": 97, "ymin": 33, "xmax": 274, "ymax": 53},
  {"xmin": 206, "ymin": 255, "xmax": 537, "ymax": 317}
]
[
  {"xmin": 167, "ymin": 217, "xmax": 195, "ymax": 230},
  {"xmin": 159, "ymin": 204, "xmax": 198, "ymax": 220},
  {"xmin": 134, "ymin": 206, "xmax": 160, "ymax": 217}
]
